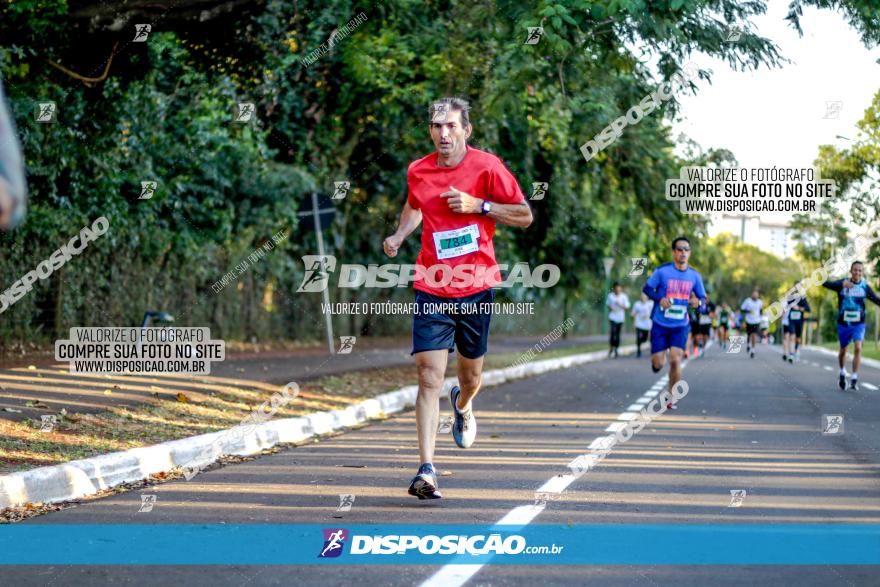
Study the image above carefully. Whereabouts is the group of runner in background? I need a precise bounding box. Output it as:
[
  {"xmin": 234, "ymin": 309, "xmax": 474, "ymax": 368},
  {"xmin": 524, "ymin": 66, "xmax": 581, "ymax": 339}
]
[
  {"xmin": 606, "ymin": 257, "xmax": 880, "ymax": 393},
  {"xmin": 606, "ymin": 281, "xmax": 777, "ymax": 359}
]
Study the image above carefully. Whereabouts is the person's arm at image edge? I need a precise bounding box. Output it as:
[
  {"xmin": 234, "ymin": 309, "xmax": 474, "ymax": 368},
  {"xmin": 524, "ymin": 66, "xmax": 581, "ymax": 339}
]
[{"xmin": 0, "ymin": 79, "xmax": 27, "ymax": 230}]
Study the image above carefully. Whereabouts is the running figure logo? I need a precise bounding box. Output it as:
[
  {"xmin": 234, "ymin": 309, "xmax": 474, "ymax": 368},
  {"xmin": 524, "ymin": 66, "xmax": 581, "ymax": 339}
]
[
  {"xmin": 724, "ymin": 25, "xmax": 743, "ymax": 42},
  {"xmin": 337, "ymin": 336, "xmax": 356, "ymax": 354},
  {"xmin": 431, "ymin": 102, "xmax": 450, "ymax": 123},
  {"xmin": 297, "ymin": 255, "xmax": 336, "ymax": 292},
  {"xmin": 140, "ymin": 181, "xmax": 157, "ymax": 200},
  {"xmin": 437, "ymin": 415, "xmax": 453, "ymax": 434},
  {"xmin": 39, "ymin": 415, "xmax": 57, "ymax": 433},
  {"xmin": 333, "ymin": 181, "xmax": 350, "ymax": 200},
  {"xmin": 629, "ymin": 257, "xmax": 647, "ymax": 276},
  {"xmin": 530, "ymin": 182, "xmax": 548, "ymax": 201},
  {"xmin": 728, "ymin": 335, "xmax": 745, "ymax": 354},
  {"xmin": 524, "ymin": 27, "xmax": 544, "ymax": 44},
  {"xmin": 133, "ymin": 24, "xmax": 151, "ymax": 42},
  {"xmin": 822, "ymin": 414, "xmax": 844, "ymax": 435},
  {"xmin": 728, "ymin": 489, "xmax": 746, "ymax": 508},
  {"xmin": 138, "ymin": 495, "xmax": 157, "ymax": 513},
  {"xmin": 35, "ymin": 102, "xmax": 57, "ymax": 123},
  {"xmin": 823, "ymin": 101, "xmax": 843, "ymax": 119},
  {"xmin": 235, "ymin": 103, "xmax": 255, "ymax": 123},
  {"xmin": 533, "ymin": 492, "xmax": 559, "ymax": 508},
  {"xmin": 318, "ymin": 528, "xmax": 349, "ymax": 558},
  {"xmin": 337, "ymin": 494, "xmax": 355, "ymax": 512}
]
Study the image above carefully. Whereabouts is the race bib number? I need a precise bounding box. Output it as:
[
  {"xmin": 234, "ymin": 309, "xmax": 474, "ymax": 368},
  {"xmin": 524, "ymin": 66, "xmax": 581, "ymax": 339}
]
[
  {"xmin": 698, "ymin": 315, "xmax": 712, "ymax": 325},
  {"xmin": 843, "ymin": 310, "xmax": 861, "ymax": 322},
  {"xmin": 789, "ymin": 310, "xmax": 802, "ymax": 320},
  {"xmin": 433, "ymin": 225, "xmax": 479, "ymax": 260},
  {"xmin": 664, "ymin": 305, "xmax": 686, "ymax": 320}
]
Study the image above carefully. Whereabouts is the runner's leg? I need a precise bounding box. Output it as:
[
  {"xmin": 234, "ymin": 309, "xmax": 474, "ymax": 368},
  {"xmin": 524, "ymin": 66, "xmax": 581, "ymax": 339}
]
[
  {"xmin": 651, "ymin": 350, "xmax": 666, "ymax": 371},
  {"xmin": 838, "ymin": 327, "xmax": 849, "ymax": 390},
  {"xmin": 650, "ymin": 326, "xmax": 667, "ymax": 372},
  {"xmin": 667, "ymin": 347, "xmax": 683, "ymax": 403},
  {"xmin": 415, "ymin": 349, "xmax": 449, "ymax": 465},
  {"xmin": 456, "ymin": 355, "xmax": 484, "ymax": 410},
  {"xmin": 852, "ymin": 340, "xmax": 862, "ymax": 379}
]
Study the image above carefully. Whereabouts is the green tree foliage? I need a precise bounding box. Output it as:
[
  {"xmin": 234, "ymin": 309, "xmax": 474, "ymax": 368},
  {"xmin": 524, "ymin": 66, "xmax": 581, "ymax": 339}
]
[{"xmin": 1, "ymin": 0, "xmax": 878, "ymax": 346}]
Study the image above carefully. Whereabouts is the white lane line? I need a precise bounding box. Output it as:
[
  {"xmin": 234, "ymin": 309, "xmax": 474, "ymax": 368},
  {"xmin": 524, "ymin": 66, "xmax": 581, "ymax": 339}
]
[
  {"xmin": 862, "ymin": 382, "xmax": 878, "ymax": 390},
  {"xmin": 626, "ymin": 403, "xmax": 645, "ymax": 411},
  {"xmin": 420, "ymin": 368, "xmax": 680, "ymax": 587},
  {"xmin": 634, "ymin": 397, "xmax": 651, "ymax": 405},
  {"xmin": 823, "ymin": 366, "xmax": 834, "ymax": 371}
]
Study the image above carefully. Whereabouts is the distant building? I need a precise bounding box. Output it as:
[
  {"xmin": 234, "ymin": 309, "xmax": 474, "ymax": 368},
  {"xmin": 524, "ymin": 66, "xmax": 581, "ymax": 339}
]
[{"xmin": 709, "ymin": 214, "xmax": 797, "ymax": 258}]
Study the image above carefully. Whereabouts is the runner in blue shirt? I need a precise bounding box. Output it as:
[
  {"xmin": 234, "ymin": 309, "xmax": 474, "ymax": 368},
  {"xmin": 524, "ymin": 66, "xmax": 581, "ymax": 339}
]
[
  {"xmin": 642, "ymin": 236, "xmax": 706, "ymax": 409},
  {"xmin": 822, "ymin": 261, "xmax": 880, "ymax": 391}
]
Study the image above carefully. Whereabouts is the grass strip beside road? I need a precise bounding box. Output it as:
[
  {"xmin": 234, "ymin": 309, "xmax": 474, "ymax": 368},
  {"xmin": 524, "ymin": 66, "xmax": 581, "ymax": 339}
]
[{"xmin": 816, "ymin": 340, "xmax": 880, "ymax": 362}]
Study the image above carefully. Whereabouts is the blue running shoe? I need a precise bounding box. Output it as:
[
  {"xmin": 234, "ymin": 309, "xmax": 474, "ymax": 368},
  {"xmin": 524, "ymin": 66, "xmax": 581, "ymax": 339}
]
[
  {"xmin": 449, "ymin": 385, "xmax": 476, "ymax": 448},
  {"xmin": 408, "ymin": 463, "xmax": 441, "ymax": 499}
]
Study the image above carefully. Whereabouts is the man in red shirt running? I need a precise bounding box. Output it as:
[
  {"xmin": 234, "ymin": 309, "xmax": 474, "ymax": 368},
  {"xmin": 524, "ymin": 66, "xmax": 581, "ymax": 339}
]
[{"xmin": 383, "ymin": 97, "xmax": 533, "ymax": 499}]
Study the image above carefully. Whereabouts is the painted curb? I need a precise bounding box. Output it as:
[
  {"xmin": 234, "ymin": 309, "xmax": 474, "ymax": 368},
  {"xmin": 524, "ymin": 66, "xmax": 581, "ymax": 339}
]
[{"xmin": 0, "ymin": 344, "xmax": 634, "ymax": 509}]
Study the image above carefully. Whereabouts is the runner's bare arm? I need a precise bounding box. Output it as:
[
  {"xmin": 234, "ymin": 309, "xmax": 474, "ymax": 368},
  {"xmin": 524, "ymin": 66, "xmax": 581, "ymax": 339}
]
[
  {"xmin": 383, "ymin": 201, "xmax": 422, "ymax": 257},
  {"xmin": 484, "ymin": 201, "xmax": 533, "ymax": 227},
  {"xmin": 440, "ymin": 186, "xmax": 533, "ymax": 228}
]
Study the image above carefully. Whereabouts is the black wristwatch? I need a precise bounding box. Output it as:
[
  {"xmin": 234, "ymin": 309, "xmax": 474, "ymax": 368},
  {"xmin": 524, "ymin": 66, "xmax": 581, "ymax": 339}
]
[{"xmin": 480, "ymin": 200, "xmax": 492, "ymax": 215}]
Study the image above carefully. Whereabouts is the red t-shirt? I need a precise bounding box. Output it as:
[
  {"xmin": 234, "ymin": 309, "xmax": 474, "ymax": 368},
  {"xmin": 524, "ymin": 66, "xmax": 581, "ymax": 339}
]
[{"xmin": 407, "ymin": 145, "xmax": 525, "ymax": 298}]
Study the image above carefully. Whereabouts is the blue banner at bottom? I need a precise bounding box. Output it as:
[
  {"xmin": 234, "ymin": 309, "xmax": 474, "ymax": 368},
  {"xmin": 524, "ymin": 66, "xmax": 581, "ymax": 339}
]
[{"xmin": 1, "ymin": 524, "xmax": 878, "ymax": 565}]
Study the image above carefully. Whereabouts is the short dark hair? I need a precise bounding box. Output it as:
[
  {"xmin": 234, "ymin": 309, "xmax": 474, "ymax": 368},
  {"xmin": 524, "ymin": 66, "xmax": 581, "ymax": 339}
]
[
  {"xmin": 671, "ymin": 236, "xmax": 690, "ymax": 250},
  {"xmin": 852, "ymin": 261, "xmax": 864, "ymax": 269},
  {"xmin": 430, "ymin": 97, "xmax": 471, "ymax": 127},
  {"xmin": 612, "ymin": 281, "xmax": 621, "ymax": 289}
]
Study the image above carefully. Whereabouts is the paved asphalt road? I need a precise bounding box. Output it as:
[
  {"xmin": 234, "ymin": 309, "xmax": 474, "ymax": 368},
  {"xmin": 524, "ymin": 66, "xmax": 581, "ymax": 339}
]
[{"xmin": 5, "ymin": 342, "xmax": 880, "ymax": 586}]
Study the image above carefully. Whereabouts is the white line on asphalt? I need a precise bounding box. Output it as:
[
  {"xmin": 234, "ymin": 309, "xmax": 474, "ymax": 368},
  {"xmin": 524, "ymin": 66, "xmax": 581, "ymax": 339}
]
[
  {"xmin": 420, "ymin": 363, "xmax": 684, "ymax": 587},
  {"xmin": 823, "ymin": 366, "xmax": 834, "ymax": 371},
  {"xmin": 863, "ymin": 382, "xmax": 878, "ymax": 390},
  {"xmin": 626, "ymin": 403, "xmax": 645, "ymax": 411}
]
